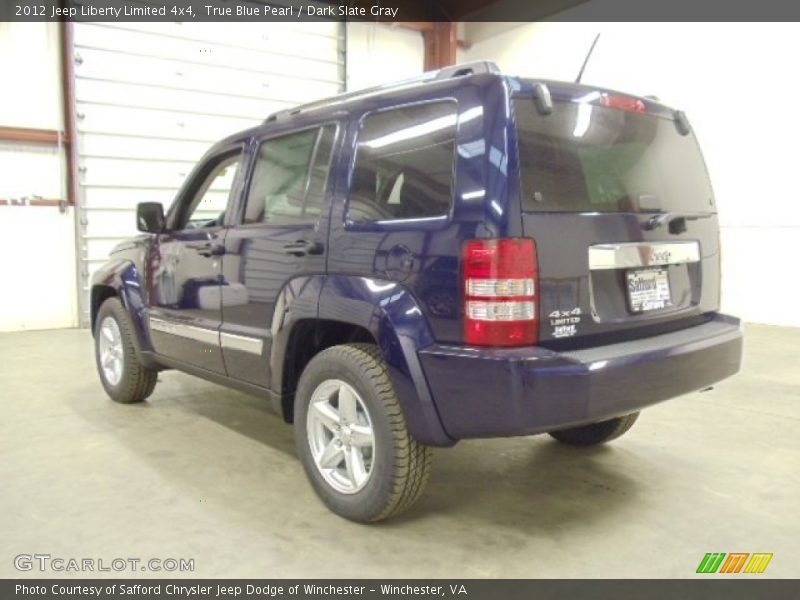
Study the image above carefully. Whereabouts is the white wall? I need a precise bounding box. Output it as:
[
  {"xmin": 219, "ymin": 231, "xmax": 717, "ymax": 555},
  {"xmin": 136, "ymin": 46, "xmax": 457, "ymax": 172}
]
[
  {"xmin": 345, "ymin": 23, "xmax": 424, "ymax": 91},
  {"xmin": 0, "ymin": 23, "xmax": 79, "ymax": 332},
  {"xmin": 0, "ymin": 22, "xmax": 63, "ymax": 129},
  {"xmin": 464, "ymin": 22, "xmax": 800, "ymax": 328}
]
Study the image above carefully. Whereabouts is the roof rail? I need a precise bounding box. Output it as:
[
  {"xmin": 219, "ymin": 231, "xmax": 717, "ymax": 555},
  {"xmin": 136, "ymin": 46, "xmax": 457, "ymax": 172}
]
[
  {"xmin": 265, "ymin": 61, "xmax": 501, "ymax": 123},
  {"xmin": 434, "ymin": 61, "xmax": 500, "ymax": 79}
]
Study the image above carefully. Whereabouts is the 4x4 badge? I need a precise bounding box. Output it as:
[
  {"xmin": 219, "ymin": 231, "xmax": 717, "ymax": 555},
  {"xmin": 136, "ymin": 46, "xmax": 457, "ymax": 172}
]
[{"xmin": 549, "ymin": 308, "xmax": 582, "ymax": 337}]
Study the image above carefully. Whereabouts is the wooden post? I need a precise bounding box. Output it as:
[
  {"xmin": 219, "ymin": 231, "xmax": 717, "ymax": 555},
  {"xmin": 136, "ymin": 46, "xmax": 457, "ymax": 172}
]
[{"xmin": 423, "ymin": 22, "xmax": 458, "ymax": 71}]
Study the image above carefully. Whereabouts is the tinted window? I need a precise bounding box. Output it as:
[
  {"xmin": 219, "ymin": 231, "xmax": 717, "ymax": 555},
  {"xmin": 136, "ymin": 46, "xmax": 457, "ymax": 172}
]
[
  {"xmin": 244, "ymin": 125, "xmax": 335, "ymax": 224},
  {"xmin": 348, "ymin": 101, "xmax": 456, "ymax": 223},
  {"xmin": 304, "ymin": 125, "xmax": 336, "ymax": 220},
  {"xmin": 514, "ymin": 99, "xmax": 715, "ymax": 213},
  {"xmin": 179, "ymin": 151, "xmax": 242, "ymax": 229}
]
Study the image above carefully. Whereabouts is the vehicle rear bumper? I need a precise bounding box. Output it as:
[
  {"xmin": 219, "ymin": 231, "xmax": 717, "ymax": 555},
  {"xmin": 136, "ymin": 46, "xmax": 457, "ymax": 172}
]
[{"xmin": 418, "ymin": 314, "xmax": 743, "ymax": 440}]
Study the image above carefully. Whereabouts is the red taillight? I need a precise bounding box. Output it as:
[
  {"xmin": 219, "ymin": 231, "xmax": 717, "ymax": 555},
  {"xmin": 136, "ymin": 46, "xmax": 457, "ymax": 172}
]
[
  {"xmin": 462, "ymin": 238, "xmax": 538, "ymax": 347},
  {"xmin": 600, "ymin": 94, "xmax": 646, "ymax": 113}
]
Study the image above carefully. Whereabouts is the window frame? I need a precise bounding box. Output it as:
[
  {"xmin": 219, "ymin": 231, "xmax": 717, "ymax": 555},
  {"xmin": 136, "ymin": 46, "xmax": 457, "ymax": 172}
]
[
  {"xmin": 345, "ymin": 98, "xmax": 459, "ymax": 231},
  {"xmin": 234, "ymin": 122, "xmax": 341, "ymax": 229},
  {"xmin": 166, "ymin": 144, "xmax": 247, "ymax": 232}
]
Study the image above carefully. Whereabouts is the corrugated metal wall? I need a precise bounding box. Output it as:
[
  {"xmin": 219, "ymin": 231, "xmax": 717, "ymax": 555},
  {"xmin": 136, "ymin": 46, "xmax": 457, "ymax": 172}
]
[{"xmin": 72, "ymin": 21, "xmax": 345, "ymax": 326}]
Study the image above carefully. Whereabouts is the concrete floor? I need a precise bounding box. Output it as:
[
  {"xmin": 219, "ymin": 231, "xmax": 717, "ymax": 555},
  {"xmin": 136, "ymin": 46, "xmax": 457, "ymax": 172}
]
[{"xmin": 1, "ymin": 324, "xmax": 797, "ymax": 578}]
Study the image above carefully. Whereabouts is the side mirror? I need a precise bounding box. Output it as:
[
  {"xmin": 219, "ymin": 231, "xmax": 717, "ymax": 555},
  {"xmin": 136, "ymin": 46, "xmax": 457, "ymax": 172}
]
[{"xmin": 136, "ymin": 202, "xmax": 165, "ymax": 233}]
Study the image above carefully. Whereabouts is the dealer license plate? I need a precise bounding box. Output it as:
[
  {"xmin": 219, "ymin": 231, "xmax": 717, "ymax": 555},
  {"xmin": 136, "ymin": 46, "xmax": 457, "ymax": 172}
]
[{"xmin": 626, "ymin": 268, "xmax": 671, "ymax": 313}]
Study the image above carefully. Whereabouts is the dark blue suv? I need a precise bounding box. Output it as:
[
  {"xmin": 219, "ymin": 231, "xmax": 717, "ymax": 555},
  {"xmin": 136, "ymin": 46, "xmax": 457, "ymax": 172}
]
[{"xmin": 91, "ymin": 62, "xmax": 743, "ymax": 522}]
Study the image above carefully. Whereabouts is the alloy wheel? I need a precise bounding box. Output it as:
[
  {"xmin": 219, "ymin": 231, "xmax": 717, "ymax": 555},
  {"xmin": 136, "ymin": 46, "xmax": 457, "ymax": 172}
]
[
  {"xmin": 306, "ymin": 379, "xmax": 375, "ymax": 494},
  {"xmin": 98, "ymin": 316, "xmax": 124, "ymax": 387}
]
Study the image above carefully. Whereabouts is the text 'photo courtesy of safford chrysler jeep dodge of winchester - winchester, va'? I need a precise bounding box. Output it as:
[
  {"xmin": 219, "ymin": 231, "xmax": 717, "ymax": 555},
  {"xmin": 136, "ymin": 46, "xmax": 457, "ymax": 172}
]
[{"xmin": 90, "ymin": 61, "xmax": 743, "ymax": 522}]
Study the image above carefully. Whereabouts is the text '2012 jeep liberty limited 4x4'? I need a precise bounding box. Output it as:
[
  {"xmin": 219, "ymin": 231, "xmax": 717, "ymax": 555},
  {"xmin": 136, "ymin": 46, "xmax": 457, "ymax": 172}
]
[{"xmin": 91, "ymin": 62, "xmax": 742, "ymax": 522}]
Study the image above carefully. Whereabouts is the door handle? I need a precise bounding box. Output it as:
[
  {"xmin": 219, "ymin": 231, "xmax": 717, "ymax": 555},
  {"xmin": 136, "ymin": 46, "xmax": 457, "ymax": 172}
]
[
  {"xmin": 187, "ymin": 242, "xmax": 225, "ymax": 257},
  {"xmin": 283, "ymin": 240, "xmax": 323, "ymax": 257}
]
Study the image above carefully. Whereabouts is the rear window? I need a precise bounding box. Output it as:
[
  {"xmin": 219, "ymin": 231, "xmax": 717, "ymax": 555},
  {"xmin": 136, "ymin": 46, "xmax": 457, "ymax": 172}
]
[
  {"xmin": 514, "ymin": 98, "xmax": 715, "ymax": 213},
  {"xmin": 348, "ymin": 101, "xmax": 456, "ymax": 223}
]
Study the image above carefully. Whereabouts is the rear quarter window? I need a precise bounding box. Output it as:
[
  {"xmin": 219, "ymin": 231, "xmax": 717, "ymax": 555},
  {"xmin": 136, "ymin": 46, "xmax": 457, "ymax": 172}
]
[{"xmin": 347, "ymin": 101, "xmax": 457, "ymax": 224}]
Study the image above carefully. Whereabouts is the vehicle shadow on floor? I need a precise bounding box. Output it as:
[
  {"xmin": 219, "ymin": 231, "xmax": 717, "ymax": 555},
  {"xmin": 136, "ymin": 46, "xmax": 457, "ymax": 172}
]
[
  {"xmin": 214, "ymin": 392, "xmax": 640, "ymax": 532},
  {"xmin": 399, "ymin": 438, "xmax": 644, "ymax": 532},
  {"xmin": 74, "ymin": 368, "xmax": 645, "ymax": 531},
  {"xmin": 157, "ymin": 375, "xmax": 645, "ymax": 523},
  {"xmin": 159, "ymin": 377, "xmax": 299, "ymax": 459}
]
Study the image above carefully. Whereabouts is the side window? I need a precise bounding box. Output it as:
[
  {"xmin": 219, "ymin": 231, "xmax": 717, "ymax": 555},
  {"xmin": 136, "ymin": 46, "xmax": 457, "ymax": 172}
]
[
  {"xmin": 177, "ymin": 151, "xmax": 242, "ymax": 230},
  {"xmin": 348, "ymin": 101, "xmax": 457, "ymax": 224},
  {"xmin": 303, "ymin": 125, "xmax": 336, "ymax": 220},
  {"xmin": 243, "ymin": 125, "xmax": 336, "ymax": 224}
]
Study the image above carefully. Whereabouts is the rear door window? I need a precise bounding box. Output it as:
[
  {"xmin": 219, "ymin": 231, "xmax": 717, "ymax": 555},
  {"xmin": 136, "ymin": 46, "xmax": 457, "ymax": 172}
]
[
  {"xmin": 348, "ymin": 101, "xmax": 457, "ymax": 224},
  {"xmin": 514, "ymin": 98, "xmax": 715, "ymax": 214},
  {"xmin": 243, "ymin": 125, "xmax": 336, "ymax": 224}
]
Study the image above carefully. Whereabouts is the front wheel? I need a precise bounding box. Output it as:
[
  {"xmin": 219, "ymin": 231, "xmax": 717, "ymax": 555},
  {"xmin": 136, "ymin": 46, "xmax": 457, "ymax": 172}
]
[
  {"xmin": 94, "ymin": 298, "xmax": 157, "ymax": 404},
  {"xmin": 294, "ymin": 344, "xmax": 432, "ymax": 522},
  {"xmin": 548, "ymin": 412, "xmax": 640, "ymax": 446}
]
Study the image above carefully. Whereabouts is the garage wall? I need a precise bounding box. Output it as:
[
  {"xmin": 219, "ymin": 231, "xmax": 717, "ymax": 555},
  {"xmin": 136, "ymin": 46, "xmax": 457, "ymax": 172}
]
[
  {"xmin": 345, "ymin": 22, "xmax": 424, "ymax": 91},
  {"xmin": 463, "ymin": 22, "xmax": 800, "ymax": 327},
  {"xmin": 72, "ymin": 22, "xmax": 345, "ymax": 326},
  {"xmin": 0, "ymin": 23, "xmax": 79, "ymax": 332}
]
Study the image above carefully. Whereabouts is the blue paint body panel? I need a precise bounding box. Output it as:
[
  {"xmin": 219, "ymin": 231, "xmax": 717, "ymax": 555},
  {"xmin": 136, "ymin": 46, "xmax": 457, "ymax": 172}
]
[
  {"xmin": 318, "ymin": 275, "xmax": 452, "ymax": 446},
  {"xmin": 419, "ymin": 313, "xmax": 742, "ymax": 439},
  {"xmin": 91, "ymin": 254, "xmax": 152, "ymax": 353}
]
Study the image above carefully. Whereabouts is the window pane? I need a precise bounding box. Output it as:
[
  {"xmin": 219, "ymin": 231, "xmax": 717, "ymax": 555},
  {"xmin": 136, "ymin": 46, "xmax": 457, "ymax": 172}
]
[
  {"xmin": 245, "ymin": 126, "xmax": 334, "ymax": 224},
  {"xmin": 303, "ymin": 125, "xmax": 336, "ymax": 220},
  {"xmin": 514, "ymin": 99, "xmax": 715, "ymax": 213},
  {"xmin": 348, "ymin": 101, "xmax": 456, "ymax": 223},
  {"xmin": 184, "ymin": 154, "xmax": 240, "ymax": 229}
]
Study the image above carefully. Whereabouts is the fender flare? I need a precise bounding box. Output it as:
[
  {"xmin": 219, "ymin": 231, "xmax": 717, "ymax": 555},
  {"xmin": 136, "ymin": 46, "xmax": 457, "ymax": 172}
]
[
  {"xmin": 316, "ymin": 275, "xmax": 455, "ymax": 447},
  {"xmin": 90, "ymin": 259, "xmax": 152, "ymax": 355}
]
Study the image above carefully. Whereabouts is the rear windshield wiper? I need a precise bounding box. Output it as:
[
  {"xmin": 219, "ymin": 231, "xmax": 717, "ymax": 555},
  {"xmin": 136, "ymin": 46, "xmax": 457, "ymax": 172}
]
[{"xmin": 644, "ymin": 212, "xmax": 712, "ymax": 233}]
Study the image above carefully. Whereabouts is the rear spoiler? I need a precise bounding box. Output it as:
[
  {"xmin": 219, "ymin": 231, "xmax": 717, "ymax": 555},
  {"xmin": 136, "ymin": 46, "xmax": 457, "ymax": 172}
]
[{"xmin": 526, "ymin": 80, "xmax": 693, "ymax": 135}]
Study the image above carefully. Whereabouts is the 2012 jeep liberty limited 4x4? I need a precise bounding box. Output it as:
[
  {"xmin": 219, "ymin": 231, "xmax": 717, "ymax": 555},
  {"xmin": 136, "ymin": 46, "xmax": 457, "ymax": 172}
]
[{"xmin": 91, "ymin": 62, "xmax": 742, "ymax": 522}]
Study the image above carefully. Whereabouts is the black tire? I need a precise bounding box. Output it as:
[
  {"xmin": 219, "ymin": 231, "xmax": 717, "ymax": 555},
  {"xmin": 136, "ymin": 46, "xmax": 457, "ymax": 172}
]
[
  {"xmin": 94, "ymin": 297, "xmax": 157, "ymax": 404},
  {"xmin": 548, "ymin": 412, "xmax": 640, "ymax": 446},
  {"xmin": 294, "ymin": 343, "xmax": 432, "ymax": 523}
]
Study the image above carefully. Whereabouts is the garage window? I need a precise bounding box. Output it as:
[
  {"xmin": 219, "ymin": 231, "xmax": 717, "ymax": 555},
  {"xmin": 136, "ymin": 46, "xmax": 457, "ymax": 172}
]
[{"xmin": 348, "ymin": 101, "xmax": 457, "ymax": 224}]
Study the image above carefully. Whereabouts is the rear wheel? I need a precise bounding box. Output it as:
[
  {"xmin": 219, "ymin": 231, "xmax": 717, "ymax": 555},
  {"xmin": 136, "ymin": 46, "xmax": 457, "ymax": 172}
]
[
  {"xmin": 294, "ymin": 344, "xmax": 432, "ymax": 522},
  {"xmin": 94, "ymin": 298, "xmax": 157, "ymax": 404},
  {"xmin": 548, "ymin": 412, "xmax": 640, "ymax": 446}
]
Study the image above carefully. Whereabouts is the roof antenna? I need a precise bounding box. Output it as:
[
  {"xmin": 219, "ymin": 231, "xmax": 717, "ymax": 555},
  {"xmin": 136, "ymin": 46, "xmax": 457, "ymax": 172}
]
[{"xmin": 575, "ymin": 33, "xmax": 601, "ymax": 84}]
